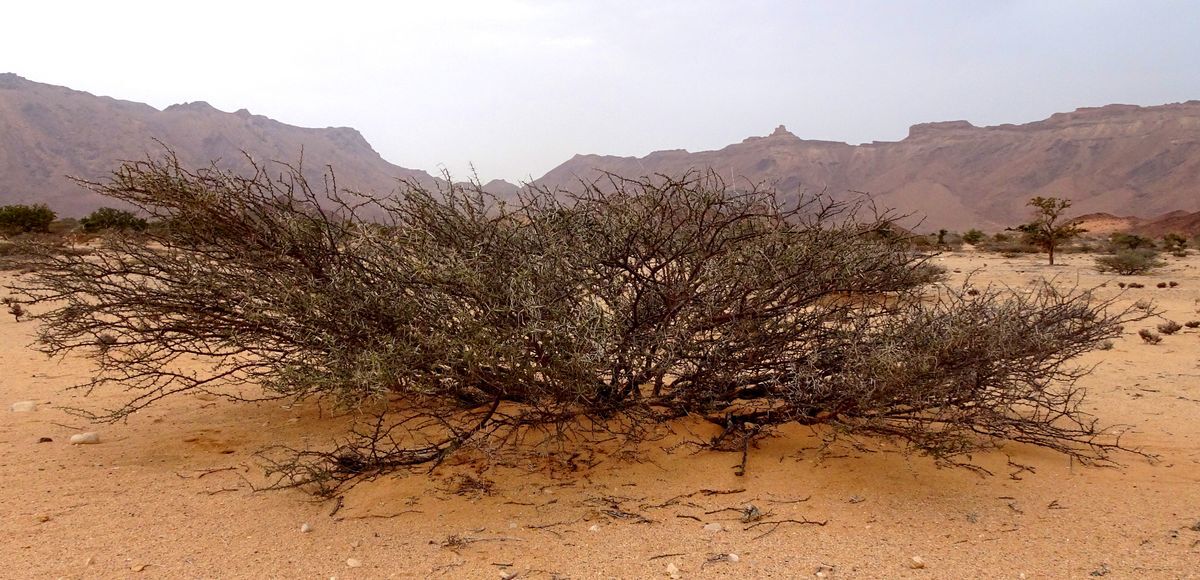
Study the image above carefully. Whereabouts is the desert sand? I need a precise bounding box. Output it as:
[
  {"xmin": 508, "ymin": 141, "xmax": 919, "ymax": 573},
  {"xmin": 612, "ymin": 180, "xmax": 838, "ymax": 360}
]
[{"xmin": 1, "ymin": 251, "xmax": 1198, "ymax": 579}]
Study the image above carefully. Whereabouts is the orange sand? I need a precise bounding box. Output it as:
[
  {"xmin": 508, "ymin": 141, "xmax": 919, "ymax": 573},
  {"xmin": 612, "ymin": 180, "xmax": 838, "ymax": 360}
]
[{"xmin": 1, "ymin": 251, "xmax": 1198, "ymax": 579}]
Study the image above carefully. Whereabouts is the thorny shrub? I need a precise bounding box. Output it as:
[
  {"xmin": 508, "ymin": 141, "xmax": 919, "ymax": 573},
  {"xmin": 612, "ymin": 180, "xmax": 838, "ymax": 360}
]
[{"xmin": 8, "ymin": 152, "xmax": 1147, "ymax": 494}]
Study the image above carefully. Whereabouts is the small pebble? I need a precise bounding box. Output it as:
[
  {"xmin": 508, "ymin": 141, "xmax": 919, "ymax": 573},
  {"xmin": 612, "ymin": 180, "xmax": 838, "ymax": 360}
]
[
  {"xmin": 345, "ymin": 558, "xmax": 362, "ymax": 568},
  {"xmin": 300, "ymin": 523, "xmax": 312, "ymax": 533},
  {"xmin": 908, "ymin": 556, "xmax": 926, "ymax": 569},
  {"xmin": 35, "ymin": 514, "xmax": 51, "ymax": 523},
  {"xmin": 10, "ymin": 401, "xmax": 37, "ymax": 412},
  {"xmin": 499, "ymin": 571, "xmax": 517, "ymax": 580},
  {"xmin": 69, "ymin": 432, "xmax": 100, "ymax": 445},
  {"xmin": 588, "ymin": 524, "xmax": 600, "ymax": 532},
  {"xmin": 36, "ymin": 437, "xmax": 53, "ymax": 443},
  {"xmin": 666, "ymin": 562, "xmax": 681, "ymax": 579},
  {"xmin": 727, "ymin": 553, "xmax": 740, "ymax": 563},
  {"xmin": 703, "ymin": 522, "xmax": 723, "ymax": 532}
]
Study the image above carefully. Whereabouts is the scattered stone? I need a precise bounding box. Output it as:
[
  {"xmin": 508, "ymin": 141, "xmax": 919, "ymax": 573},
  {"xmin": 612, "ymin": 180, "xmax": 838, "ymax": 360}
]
[
  {"xmin": 36, "ymin": 437, "xmax": 53, "ymax": 444},
  {"xmin": 345, "ymin": 558, "xmax": 362, "ymax": 568},
  {"xmin": 703, "ymin": 522, "xmax": 723, "ymax": 532},
  {"xmin": 507, "ymin": 521, "xmax": 518, "ymax": 529},
  {"xmin": 10, "ymin": 401, "xmax": 37, "ymax": 412},
  {"xmin": 908, "ymin": 556, "xmax": 926, "ymax": 569},
  {"xmin": 666, "ymin": 562, "xmax": 681, "ymax": 579},
  {"xmin": 727, "ymin": 553, "xmax": 740, "ymax": 563},
  {"xmin": 499, "ymin": 570, "xmax": 518, "ymax": 580},
  {"xmin": 300, "ymin": 523, "xmax": 313, "ymax": 533},
  {"xmin": 35, "ymin": 514, "xmax": 50, "ymax": 523},
  {"xmin": 69, "ymin": 432, "xmax": 100, "ymax": 445},
  {"xmin": 588, "ymin": 524, "xmax": 600, "ymax": 532}
]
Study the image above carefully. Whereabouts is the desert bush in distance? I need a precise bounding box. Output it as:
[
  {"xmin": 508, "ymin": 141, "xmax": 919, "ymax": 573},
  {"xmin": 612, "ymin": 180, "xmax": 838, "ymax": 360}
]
[
  {"xmin": 1109, "ymin": 233, "xmax": 1156, "ymax": 251},
  {"xmin": 961, "ymin": 229, "xmax": 985, "ymax": 245},
  {"xmin": 1161, "ymin": 233, "xmax": 1187, "ymax": 252},
  {"xmin": 80, "ymin": 207, "xmax": 148, "ymax": 233},
  {"xmin": 0, "ymin": 204, "xmax": 55, "ymax": 235},
  {"xmin": 1095, "ymin": 248, "xmax": 1166, "ymax": 275},
  {"xmin": 7, "ymin": 152, "xmax": 1149, "ymax": 493}
]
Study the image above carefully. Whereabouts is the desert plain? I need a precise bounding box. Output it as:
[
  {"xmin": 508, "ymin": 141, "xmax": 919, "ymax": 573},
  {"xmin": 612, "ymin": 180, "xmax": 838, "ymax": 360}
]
[{"xmin": 1, "ymin": 250, "xmax": 1198, "ymax": 579}]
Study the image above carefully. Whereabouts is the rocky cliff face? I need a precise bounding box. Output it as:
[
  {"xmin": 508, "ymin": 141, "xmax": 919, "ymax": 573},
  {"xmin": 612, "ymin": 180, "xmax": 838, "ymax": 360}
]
[
  {"xmin": 536, "ymin": 104, "xmax": 1200, "ymax": 230},
  {"xmin": 0, "ymin": 74, "xmax": 437, "ymax": 216}
]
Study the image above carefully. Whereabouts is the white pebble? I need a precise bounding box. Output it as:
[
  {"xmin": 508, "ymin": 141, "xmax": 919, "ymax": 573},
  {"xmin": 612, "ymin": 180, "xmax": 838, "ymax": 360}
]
[
  {"xmin": 588, "ymin": 524, "xmax": 600, "ymax": 532},
  {"xmin": 345, "ymin": 558, "xmax": 362, "ymax": 568},
  {"xmin": 703, "ymin": 522, "xmax": 723, "ymax": 532},
  {"xmin": 908, "ymin": 556, "xmax": 926, "ymax": 569},
  {"xmin": 69, "ymin": 432, "xmax": 100, "ymax": 445},
  {"xmin": 300, "ymin": 523, "xmax": 312, "ymax": 533},
  {"xmin": 666, "ymin": 562, "xmax": 681, "ymax": 579},
  {"xmin": 727, "ymin": 553, "xmax": 740, "ymax": 563},
  {"xmin": 9, "ymin": 401, "xmax": 37, "ymax": 412}
]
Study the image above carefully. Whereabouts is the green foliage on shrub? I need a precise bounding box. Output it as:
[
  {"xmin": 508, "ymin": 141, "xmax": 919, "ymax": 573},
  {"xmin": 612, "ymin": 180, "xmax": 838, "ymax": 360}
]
[
  {"xmin": 80, "ymin": 207, "xmax": 148, "ymax": 233},
  {"xmin": 1094, "ymin": 249, "xmax": 1166, "ymax": 275},
  {"xmin": 962, "ymin": 229, "xmax": 985, "ymax": 245},
  {"xmin": 1161, "ymin": 233, "xmax": 1187, "ymax": 251},
  {"xmin": 1109, "ymin": 233, "xmax": 1155, "ymax": 251},
  {"xmin": 8, "ymin": 153, "xmax": 1148, "ymax": 491},
  {"xmin": 0, "ymin": 204, "xmax": 55, "ymax": 235},
  {"xmin": 1011, "ymin": 197, "xmax": 1084, "ymax": 265}
]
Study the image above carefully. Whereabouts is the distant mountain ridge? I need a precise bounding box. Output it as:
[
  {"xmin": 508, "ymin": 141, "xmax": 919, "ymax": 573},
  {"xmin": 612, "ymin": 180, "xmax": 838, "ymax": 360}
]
[
  {"xmin": 1073, "ymin": 210, "xmax": 1200, "ymax": 238},
  {"xmin": 0, "ymin": 73, "xmax": 437, "ymax": 216},
  {"xmin": 536, "ymin": 103, "xmax": 1200, "ymax": 230},
  {"xmin": 2, "ymin": 73, "xmax": 1199, "ymax": 229}
]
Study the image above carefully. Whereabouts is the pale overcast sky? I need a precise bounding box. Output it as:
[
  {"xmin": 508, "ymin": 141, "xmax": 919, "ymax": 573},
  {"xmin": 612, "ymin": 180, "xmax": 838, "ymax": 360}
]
[{"xmin": 3, "ymin": 1, "xmax": 1199, "ymax": 182}]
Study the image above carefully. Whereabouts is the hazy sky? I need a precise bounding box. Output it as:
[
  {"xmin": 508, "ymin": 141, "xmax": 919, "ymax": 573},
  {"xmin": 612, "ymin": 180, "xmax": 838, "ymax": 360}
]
[{"xmin": 3, "ymin": 1, "xmax": 1199, "ymax": 182}]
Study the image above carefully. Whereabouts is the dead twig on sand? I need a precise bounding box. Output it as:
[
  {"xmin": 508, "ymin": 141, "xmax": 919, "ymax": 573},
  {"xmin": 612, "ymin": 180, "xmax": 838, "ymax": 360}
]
[
  {"xmin": 328, "ymin": 495, "xmax": 345, "ymax": 518},
  {"xmin": 765, "ymin": 494, "xmax": 812, "ymax": 505},
  {"xmin": 744, "ymin": 517, "xmax": 828, "ymax": 540},
  {"xmin": 439, "ymin": 534, "xmax": 524, "ymax": 551},
  {"xmin": 642, "ymin": 488, "xmax": 746, "ymax": 510},
  {"xmin": 201, "ymin": 486, "xmax": 241, "ymax": 495},
  {"xmin": 337, "ymin": 510, "xmax": 422, "ymax": 521}
]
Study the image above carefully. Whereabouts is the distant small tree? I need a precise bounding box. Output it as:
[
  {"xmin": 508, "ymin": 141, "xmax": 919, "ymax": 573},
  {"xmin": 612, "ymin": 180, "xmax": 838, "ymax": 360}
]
[
  {"xmin": 962, "ymin": 229, "xmax": 985, "ymax": 245},
  {"xmin": 0, "ymin": 204, "xmax": 56, "ymax": 235},
  {"xmin": 1012, "ymin": 197, "xmax": 1083, "ymax": 265},
  {"xmin": 80, "ymin": 207, "xmax": 148, "ymax": 233},
  {"xmin": 1094, "ymin": 248, "xmax": 1165, "ymax": 275},
  {"xmin": 1110, "ymin": 233, "xmax": 1155, "ymax": 251},
  {"xmin": 1161, "ymin": 233, "xmax": 1187, "ymax": 252}
]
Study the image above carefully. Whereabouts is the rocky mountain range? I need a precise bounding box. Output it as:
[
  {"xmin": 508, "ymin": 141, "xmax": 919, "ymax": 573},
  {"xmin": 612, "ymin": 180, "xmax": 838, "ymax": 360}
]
[
  {"xmin": 0, "ymin": 73, "xmax": 438, "ymax": 216},
  {"xmin": 538, "ymin": 106, "xmax": 1200, "ymax": 231},
  {"xmin": 2, "ymin": 73, "xmax": 1199, "ymax": 231},
  {"xmin": 1072, "ymin": 210, "xmax": 1200, "ymax": 238}
]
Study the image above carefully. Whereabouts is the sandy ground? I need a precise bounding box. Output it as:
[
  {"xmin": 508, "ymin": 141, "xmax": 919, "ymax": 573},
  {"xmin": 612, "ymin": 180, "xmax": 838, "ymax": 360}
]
[{"xmin": 1, "ymin": 251, "xmax": 1199, "ymax": 579}]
